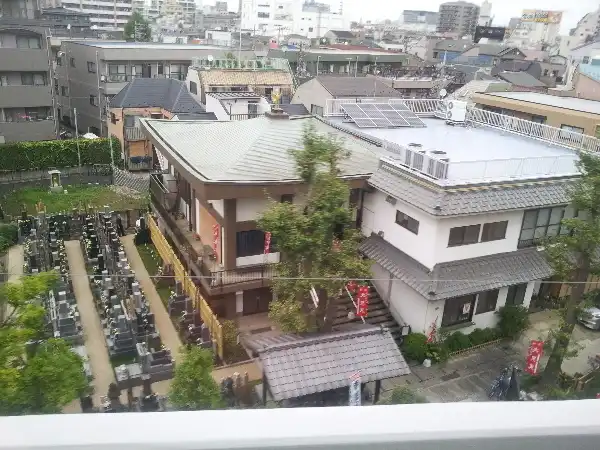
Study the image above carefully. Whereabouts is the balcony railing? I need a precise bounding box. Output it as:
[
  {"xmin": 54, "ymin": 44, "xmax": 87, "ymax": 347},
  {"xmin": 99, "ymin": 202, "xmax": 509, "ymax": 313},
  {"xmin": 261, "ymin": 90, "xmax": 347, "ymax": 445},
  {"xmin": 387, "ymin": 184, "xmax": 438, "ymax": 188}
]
[
  {"xmin": 198, "ymin": 259, "xmax": 274, "ymax": 289},
  {"xmin": 230, "ymin": 113, "xmax": 262, "ymax": 120}
]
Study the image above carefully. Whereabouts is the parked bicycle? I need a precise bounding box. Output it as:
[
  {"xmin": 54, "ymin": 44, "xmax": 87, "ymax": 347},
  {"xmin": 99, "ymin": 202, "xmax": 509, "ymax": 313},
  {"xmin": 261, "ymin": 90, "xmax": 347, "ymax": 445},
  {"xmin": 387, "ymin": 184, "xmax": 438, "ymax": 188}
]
[{"xmin": 488, "ymin": 365, "xmax": 521, "ymax": 401}]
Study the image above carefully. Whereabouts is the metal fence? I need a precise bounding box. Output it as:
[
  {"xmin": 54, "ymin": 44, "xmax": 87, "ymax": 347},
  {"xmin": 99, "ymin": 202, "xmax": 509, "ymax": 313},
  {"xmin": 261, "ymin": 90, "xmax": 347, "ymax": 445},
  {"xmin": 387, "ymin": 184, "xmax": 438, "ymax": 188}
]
[{"xmin": 0, "ymin": 165, "xmax": 113, "ymax": 194}]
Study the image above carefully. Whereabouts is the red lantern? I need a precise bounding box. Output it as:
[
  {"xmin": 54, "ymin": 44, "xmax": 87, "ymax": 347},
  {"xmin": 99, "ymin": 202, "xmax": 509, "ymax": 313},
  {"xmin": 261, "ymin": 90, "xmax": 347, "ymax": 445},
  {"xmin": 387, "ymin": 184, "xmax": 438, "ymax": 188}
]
[
  {"xmin": 264, "ymin": 232, "xmax": 272, "ymax": 254},
  {"xmin": 356, "ymin": 285, "xmax": 369, "ymax": 317},
  {"xmin": 212, "ymin": 224, "xmax": 220, "ymax": 255},
  {"xmin": 525, "ymin": 340, "xmax": 544, "ymax": 375}
]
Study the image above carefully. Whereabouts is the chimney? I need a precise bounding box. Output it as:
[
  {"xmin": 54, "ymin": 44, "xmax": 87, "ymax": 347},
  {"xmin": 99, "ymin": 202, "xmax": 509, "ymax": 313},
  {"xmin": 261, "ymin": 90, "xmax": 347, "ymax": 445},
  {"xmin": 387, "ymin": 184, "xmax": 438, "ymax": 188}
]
[{"xmin": 265, "ymin": 105, "xmax": 289, "ymax": 119}]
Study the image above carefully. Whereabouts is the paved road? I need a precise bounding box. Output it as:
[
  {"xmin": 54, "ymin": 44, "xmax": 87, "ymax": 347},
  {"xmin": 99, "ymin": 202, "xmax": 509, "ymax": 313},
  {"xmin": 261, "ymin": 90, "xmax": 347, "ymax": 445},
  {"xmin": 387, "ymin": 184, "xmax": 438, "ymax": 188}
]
[
  {"xmin": 121, "ymin": 235, "xmax": 183, "ymax": 364},
  {"xmin": 65, "ymin": 240, "xmax": 115, "ymax": 406}
]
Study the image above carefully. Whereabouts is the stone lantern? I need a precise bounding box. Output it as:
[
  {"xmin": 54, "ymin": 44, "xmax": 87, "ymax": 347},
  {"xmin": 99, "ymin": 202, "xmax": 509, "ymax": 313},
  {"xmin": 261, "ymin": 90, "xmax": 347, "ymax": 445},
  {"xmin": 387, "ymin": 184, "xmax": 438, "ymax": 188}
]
[{"xmin": 48, "ymin": 169, "xmax": 62, "ymax": 193}]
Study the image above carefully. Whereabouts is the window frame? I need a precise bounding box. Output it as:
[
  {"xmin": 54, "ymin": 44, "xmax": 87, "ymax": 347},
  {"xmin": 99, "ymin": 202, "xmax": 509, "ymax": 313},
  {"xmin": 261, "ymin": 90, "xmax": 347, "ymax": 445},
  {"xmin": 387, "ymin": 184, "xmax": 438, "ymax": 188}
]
[
  {"xmin": 89, "ymin": 94, "xmax": 98, "ymax": 106},
  {"xmin": 236, "ymin": 229, "xmax": 269, "ymax": 258},
  {"xmin": 480, "ymin": 221, "xmax": 508, "ymax": 242},
  {"xmin": 441, "ymin": 294, "xmax": 476, "ymax": 327},
  {"xmin": 448, "ymin": 224, "xmax": 481, "ymax": 247},
  {"xmin": 395, "ymin": 210, "xmax": 419, "ymax": 235},
  {"xmin": 518, "ymin": 206, "xmax": 567, "ymax": 248},
  {"xmin": 506, "ymin": 283, "xmax": 527, "ymax": 306},
  {"xmin": 189, "ymin": 80, "xmax": 198, "ymax": 94},
  {"xmin": 87, "ymin": 61, "xmax": 96, "ymax": 73},
  {"xmin": 475, "ymin": 289, "xmax": 499, "ymax": 314},
  {"xmin": 69, "ymin": 57, "xmax": 76, "ymax": 68},
  {"xmin": 61, "ymin": 86, "xmax": 68, "ymax": 96},
  {"xmin": 20, "ymin": 73, "xmax": 34, "ymax": 86}
]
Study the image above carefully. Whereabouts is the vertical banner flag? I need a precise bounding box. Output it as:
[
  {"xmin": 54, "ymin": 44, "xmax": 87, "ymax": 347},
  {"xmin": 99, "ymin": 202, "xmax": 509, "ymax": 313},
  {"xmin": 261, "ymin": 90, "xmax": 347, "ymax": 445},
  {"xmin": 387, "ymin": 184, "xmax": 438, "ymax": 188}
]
[
  {"xmin": 264, "ymin": 232, "xmax": 272, "ymax": 254},
  {"xmin": 525, "ymin": 340, "xmax": 544, "ymax": 375},
  {"xmin": 346, "ymin": 280, "xmax": 358, "ymax": 294},
  {"xmin": 212, "ymin": 224, "xmax": 220, "ymax": 255},
  {"xmin": 356, "ymin": 285, "xmax": 369, "ymax": 317},
  {"xmin": 349, "ymin": 372, "xmax": 361, "ymax": 406}
]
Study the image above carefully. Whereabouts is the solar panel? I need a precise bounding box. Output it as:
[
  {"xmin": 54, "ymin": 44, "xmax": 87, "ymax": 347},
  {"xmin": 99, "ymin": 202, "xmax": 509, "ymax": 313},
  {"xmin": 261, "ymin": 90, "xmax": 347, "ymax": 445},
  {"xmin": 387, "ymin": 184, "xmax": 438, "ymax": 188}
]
[
  {"xmin": 397, "ymin": 110, "xmax": 426, "ymax": 127},
  {"xmin": 353, "ymin": 118, "xmax": 377, "ymax": 128},
  {"xmin": 341, "ymin": 102, "xmax": 425, "ymax": 128},
  {"xmin": 341, "ymin": 104, "xmax": 366, "ymax": 117}
]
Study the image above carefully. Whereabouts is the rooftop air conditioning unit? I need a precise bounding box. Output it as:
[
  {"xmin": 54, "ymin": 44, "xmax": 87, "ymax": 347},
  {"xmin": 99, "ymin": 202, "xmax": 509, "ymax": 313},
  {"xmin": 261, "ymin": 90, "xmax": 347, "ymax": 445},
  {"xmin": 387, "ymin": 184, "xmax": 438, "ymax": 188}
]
[{"xmin": 445, "ymin": 100, "xmax": 467, "ymax": 123}]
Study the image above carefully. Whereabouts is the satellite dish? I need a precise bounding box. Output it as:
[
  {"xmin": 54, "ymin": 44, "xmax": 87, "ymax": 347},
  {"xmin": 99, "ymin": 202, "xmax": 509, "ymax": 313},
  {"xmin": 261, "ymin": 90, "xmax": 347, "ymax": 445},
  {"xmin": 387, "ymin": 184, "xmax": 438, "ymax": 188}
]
[
  {"xmin": 207, "ymin": 55, "xmax": 214, "ymax": 62},
  {"xmin": 439, "ymin": 88, "xmax": 447, "ymax": 98}
]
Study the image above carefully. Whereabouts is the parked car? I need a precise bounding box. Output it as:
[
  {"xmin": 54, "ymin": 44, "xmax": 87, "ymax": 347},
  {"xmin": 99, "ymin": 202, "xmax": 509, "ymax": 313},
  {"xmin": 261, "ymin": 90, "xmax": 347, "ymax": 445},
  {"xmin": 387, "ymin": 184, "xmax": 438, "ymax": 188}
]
[{"xmin": 578, "ymin": 306, "xmax": 600, "ymax": 330}]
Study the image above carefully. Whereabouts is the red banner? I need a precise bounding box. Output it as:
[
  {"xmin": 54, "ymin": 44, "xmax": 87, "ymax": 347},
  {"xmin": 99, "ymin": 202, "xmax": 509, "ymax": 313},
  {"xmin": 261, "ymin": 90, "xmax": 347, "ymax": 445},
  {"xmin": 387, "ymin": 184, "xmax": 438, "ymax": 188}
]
[
  {"xmin": 346, "ymin": 280, "xmax": 358, "ymax": 294},
  {"xmin": 426, "ymin": 320, "xmax": 438, "ymax": 343},
  {"xmin": 525, "ymin": 340, "xmax": 544, "ymax": 375},
  {"xmin": 356, "ymin": 285, "xmax": 369, "ymax": 317},
  {"xmin": 212, "ymin": 224, "xmax": 220, "ymax": 255},
  {"xmin": 264, "ymin": 232, "xmax": 272, "ymax": 254}
]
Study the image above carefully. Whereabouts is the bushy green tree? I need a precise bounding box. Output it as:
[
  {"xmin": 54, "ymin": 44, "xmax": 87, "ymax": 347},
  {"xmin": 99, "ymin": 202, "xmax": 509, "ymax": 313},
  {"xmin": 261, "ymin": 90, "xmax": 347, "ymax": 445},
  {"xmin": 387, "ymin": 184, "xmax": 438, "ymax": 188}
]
[
  {"xmin": 0, "ymin": 272, "xmax": 87, "ymax": 414},
  {"xmin": 258, "ymin": 125, "xmax": 372, "ymax": 333},
  {"xmin": 542, "ymin": 153, "xmax": 600, "ymax": 386},
  {"xmin": 169, "ymin": 347, "xmax": 223, "ymax": 410},
  {"xmin": 124, "ymin": 12, "xmax": 151, "ymax": 42}
]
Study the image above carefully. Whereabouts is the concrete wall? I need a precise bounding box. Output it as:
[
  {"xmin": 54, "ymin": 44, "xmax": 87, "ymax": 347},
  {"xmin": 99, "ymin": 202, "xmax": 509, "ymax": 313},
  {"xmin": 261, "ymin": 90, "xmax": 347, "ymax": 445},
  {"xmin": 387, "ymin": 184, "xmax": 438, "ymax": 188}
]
[
  {"xmin": 236, "ymin": 197, "xmax": 272, "ymax": 222},
  {"xmin": 291, "ymin": 78, "xmax": 333, "ymax": 114},
  {"xmin": 0, "ymin": 119, "xmax": 55, "ymax": 142},
  {"xmin": 573, "ymin": 72, "xmax": 600, "ymax": 102}
]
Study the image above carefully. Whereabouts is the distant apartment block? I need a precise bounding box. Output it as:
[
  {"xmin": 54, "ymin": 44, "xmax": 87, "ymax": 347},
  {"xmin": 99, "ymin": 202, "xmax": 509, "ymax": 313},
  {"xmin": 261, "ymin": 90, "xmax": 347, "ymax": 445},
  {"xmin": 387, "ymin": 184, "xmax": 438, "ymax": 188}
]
[{"xmin": 437, "ymin": 1, "xmax": 480, "ymax": 36}]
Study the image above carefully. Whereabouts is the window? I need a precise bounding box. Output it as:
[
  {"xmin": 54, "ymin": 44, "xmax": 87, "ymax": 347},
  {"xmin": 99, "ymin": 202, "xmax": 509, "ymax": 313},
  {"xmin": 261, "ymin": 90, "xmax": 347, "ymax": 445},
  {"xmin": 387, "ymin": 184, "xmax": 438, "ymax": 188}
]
[
  {"xmin": 132, "ymin": 64, "xmax": 143, "ymax": 77},
  {"xmin": 236, "ymin": 230, "xmax": 269, "ymax": 257},
  {"xmin": 519, "ymin": 207, "xmax": 568, "ymax": 248},
  {"xmin": 310, "ymin": 104, "xmax": 323, "ymax": 116},
  {"xmin": 87, "ymin": 61, "xmax": 96, "ymax": 73},
  {"xmin": 281, "ymin": 194, "xmax": 293, "ymax": 203},
  {"xmin": 448, "ymin": 224, "xmax": 480, "ymax": 247},
  {"xmin": 441, "ymin": 294, "xmax": 476, "ymax": 327},
  {"xmin": 124, "ymin": 115, "xmax": 137, "ymax": 127},
  {"xmin": 16, "ymin": 36, "xmax": 41, "ymax": 49},
  {"xmin": 475, "ymin": 289, "xmax": 499, "ymax": 314},
  {"xmin": 169, "ymin": 64, "xmax": 186, "ymax": 80},
  {"xmin": 61, "ymin": 86, "xmax": 68, "ymax": 96},
  {"xmin": 21, "ymin": 73, "xmax": 33, "ymax": 85},
  {"xmin": 108, "ymin": 64, "xmax": 127, "ymax": 81},
  {"xmin": 560, "ymin": 124, "xmax": 584, "ymax": 134},
  {"xmin": 506, "ymin": 284, "xmax": 527, "ymax": 305},
  {"xmin": 257, "ymin": 12, "xmax": 270, "ymax": 18},
  {"xmin": 309, "ymin": 27, "xmax": 314, "ymax": 32},
  {"xmin": 481, "ymin": 221, "xmax": 508, "ymax": 242},
  {"xmin": 583, "ymin": 56, "xmax": 590, "ymax": 64},
  {"xmin": 189, "ymin": 81, "xmax": 197, "ymax": 94},
  {"xmin": 89, "ymin": 94, "xmax": 98, "ymax": 106},
  {"xmin": 395, "ymin": 210, "xmax": 419, "ymax": 234},
  {"xmin": 56, "ymin": 56, "xmax": 63, "ymax": 66},
  {"xmin": 69, "ymin": 57, "xmax": 76, "ymax": 68},
  {"xmin": 53, "ymin": 79, "xmax": 58, "ymax": 95}
]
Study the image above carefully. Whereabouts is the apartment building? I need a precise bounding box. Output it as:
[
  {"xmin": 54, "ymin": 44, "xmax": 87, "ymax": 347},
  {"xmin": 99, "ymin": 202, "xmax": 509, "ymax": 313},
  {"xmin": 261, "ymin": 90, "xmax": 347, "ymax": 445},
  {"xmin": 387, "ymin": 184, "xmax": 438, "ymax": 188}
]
[
  {"xmin": 322, "ymin": 98, "xmax": 596, "ymax": 334},
  {"xmin": 140, "ymin": 111, "xmax": 377, "ymax": 319},
  {"xmin": 436, "ymin": 1, "xmax": 480, "ymax": 36},
  {"xmin": 107, "ymin": 77, "xmax": 216, "ymax": 170},
  {"xmin": 0, "ymin": 18, "xmax": 56, "ymax": 142},
  {"xmin": 55, "ymin": 41, "xmax": 256, "ymax": 135},
  {"xmin": 472, "ymin": 91, "xmax": 600, "ymax": 136},
  {"xmin": 58, "ymin": 0, "xmax": 132, "ymax": 31}
]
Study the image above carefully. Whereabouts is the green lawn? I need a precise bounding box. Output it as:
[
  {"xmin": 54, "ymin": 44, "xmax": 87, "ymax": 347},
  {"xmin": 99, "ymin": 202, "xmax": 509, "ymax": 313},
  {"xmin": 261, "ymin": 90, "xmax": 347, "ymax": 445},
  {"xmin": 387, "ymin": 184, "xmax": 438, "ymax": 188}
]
[
  {"xmin": 2, "ymin": 185, "xmax": 146, "ymax": 217},
  {"xmin": 136, "ymin": 242, "xmax": 172, "ymax": 307}
]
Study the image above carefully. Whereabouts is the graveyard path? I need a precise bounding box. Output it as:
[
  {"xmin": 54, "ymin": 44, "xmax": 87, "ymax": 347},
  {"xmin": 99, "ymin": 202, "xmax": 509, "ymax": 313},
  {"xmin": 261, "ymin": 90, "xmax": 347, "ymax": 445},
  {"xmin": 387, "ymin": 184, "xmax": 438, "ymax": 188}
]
[
  {"xmin": 121, "ymin": 235, "xmax": 183, "ymax": 364},
  {"xmin": 65, "ymin": 240, "xmax": 116, "ymax": 406},
  {"xmin": 7, "ymin": 244, "xmax": 23, "ymax": 282}
]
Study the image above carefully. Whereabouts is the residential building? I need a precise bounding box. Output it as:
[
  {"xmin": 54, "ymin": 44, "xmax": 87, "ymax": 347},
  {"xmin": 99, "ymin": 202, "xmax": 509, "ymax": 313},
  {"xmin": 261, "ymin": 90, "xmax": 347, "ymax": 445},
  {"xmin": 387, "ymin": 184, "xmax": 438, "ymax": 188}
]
[
  {"xmin": 195, "ymin": 11, "xmax": 239, "ymax": 31},
  {"xmin": 204, "ymin": 92, "xmax": 272, "ymax": 121},
  {"xmin": 140, "ymin": 111, "xmax": 379, "ymax": 319},
  {"xmin": 477, "ymin": 0, "xmax": 492, "ymax": 26},
  {"xmin": 107, "ymin": 77, "xmax": 216, "ymax": 170},
  {"xmin": 491, "ymin": 57, "xmax": 566, "ymax": 88},
  {"xmin": 572, "ymin": 58, "xmax": 600, "ymax": 101},
  {"xmin": 436, "ymin": 1, "xmax": 480, "ymax": 37},
  {"xmin": 58, "ymin": 0, "xmax": 133, "ymax": 31},
  {"xmin": 322, "ymin": 97, "xmax": 597, "ymax": 334},
  {"xmin": 292, "ymin": 76, "xmax": 402, "ymax": 116},
  {"xmin": 402, "ymin": 10, "xmax": 438, "ymax": 26},
  {"xmin": 451, "ymin": 44, "xmax": 526, "ymax": 66},
  {"xmin": 493, "ymin": 72, "xmax": 547, "ymax": 93},
  {"xmin": 505, "ymin": 11, "xmax": 562, "ymax": 49},
  {"xmin": 324, "ymin": 30, "xmax": 355, "ymax": 44},
  {"xmin": 185, "ymin": 57, "xmax": 295, "ymax": 105},
  {"xmin": 133, "ymin": 0, "xmax": 163, "ymax": 22},
  {"xmin": 472, "ymin": 91, "xmax": 600, "ymax": 136},
  {"xmin": 555, "ymin": 8, "xmax": 600, "ymax": 57},
  {"xmin": 54, "ymin": 41, "xmax": 255, "ymax": 135},
  {"xmin": 40, "ymin": 7, "xmax": 94, "ymax": 36},
  {"xmin": 0, "ymin": 17, "xmax": 56, "ymax": 142},
  {"xmin": 383, "ymin": 77, "xmax": 435, "ymax": 99}
]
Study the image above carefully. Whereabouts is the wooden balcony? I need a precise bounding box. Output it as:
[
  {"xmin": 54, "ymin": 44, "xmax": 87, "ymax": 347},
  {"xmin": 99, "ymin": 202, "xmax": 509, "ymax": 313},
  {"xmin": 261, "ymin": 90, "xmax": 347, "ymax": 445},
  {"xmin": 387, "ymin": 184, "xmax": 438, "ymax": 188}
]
[{"xmin": 150, "ymin": 175, "xmax": 274, "ymax": 296}]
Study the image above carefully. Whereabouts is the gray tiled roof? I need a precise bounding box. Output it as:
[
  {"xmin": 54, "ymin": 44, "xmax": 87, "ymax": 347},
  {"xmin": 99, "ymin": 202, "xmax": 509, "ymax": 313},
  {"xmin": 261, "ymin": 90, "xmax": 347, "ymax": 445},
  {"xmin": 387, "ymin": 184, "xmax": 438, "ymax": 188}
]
[
  {"xmin": 316, "ymin": 76, "xmax": 403, "ymax": 98},
  {"xmin": 328, "ymin": 30, "xmax": 356, "ymax": 39},
  {"xmin": 141, "ymin": 116, "xmax": 381, "ymax": 182},
  {"xmin": 277, "ymin": 103, "xmax": 310, "ymax": 116},
  {"xmin": 369, "ymin": 164, "xmax": 574, "ymax": 216},
  {"xmin": 360, "ymin": 234, "xmax": 554, "ymax": 300},
  {"xmin": 496, "ymin": 71, "xmax": 547, "ymax": 88},
  {"xmin": 258, "ymin": 327, "xmax": 410, "ymax": 401},
  {"xmin": 110, "ymin": 78, "xmax": 207, "ymax": 114}
]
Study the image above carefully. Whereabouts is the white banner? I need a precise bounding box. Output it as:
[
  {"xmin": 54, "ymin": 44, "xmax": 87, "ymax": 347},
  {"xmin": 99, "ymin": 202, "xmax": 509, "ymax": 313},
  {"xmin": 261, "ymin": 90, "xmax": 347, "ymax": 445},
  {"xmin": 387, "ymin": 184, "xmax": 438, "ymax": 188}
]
[{"xmin": 349, "ymin": 373, "xmax": 361, "ymax": 406}]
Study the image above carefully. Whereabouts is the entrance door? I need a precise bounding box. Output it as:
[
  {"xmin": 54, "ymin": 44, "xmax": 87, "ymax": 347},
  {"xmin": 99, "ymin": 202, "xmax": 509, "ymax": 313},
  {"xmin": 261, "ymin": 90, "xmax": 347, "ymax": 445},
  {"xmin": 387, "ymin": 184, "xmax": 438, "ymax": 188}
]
[{"xmin": 243, "ymin": 288, "xmax": 272, "ymax": 315}]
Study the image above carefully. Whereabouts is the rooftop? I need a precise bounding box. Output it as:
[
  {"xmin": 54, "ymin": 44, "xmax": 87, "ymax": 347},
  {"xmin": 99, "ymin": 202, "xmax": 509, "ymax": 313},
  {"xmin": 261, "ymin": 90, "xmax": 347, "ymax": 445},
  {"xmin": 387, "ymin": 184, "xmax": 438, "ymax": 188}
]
[
  {"xmin": 197, "ymin": 69, "xmax": 294, "ymax": 87},
  {"xmin": 110, "ymin": 78, "xmax": 212, "ymax": 115},
  {"xmin": 316, "ymin": 76, "xmax": 403, "ymax": 98},
  {"xmin": 495, "ymin": 71, "xmax": 547, "ymax": 88},
  {"xmin": 68, "ymin": 41, "xmax": 225, "ymax": 50},
  {"xmin": 256, "ymin": 327, "xmax": 410, "ymax": 401},
  {"xmin": 482, "ymin": 91, "xmax": 600, "ymax": 115},
  {"xmin": 140, "ymin": 116, "xmax": 380, "ymax": 183}
]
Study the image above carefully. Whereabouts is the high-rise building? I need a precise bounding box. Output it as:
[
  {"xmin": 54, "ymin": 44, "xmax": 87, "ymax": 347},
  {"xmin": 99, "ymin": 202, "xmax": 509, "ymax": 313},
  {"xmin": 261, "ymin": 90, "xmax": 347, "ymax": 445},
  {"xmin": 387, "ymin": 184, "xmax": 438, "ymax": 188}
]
[
  {"xmin": 478, "ymin": 0, "xmax": 492, "ymax": 26},
  {"xmin": 57, "ymin": 0, "xmax": 133, "ymax": 31},
  {"xmin": 436, "ymin": 1, "xmax": 480, "ymax": 36},
  {"xmin": 402, "ymin": 10, "xmax": 438, "ymax": 25}
]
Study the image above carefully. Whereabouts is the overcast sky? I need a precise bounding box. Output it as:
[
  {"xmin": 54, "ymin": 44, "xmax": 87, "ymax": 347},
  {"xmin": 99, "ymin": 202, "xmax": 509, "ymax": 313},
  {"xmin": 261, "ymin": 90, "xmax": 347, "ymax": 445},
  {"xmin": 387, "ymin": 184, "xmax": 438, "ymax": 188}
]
[{"xmin": 209, "ymin": 0, "xmax": 598, "ymax": 34}]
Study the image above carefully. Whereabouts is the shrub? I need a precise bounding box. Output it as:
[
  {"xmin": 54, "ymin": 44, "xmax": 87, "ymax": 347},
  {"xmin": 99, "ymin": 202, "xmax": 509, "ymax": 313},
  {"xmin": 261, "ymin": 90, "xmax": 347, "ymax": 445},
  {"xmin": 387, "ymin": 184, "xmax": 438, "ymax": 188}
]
[
  {"xmin": 468, "ymin": 327, "xmax": 499, "ymax": 346},
  {"xmin": 381, "ymin": 386, "xmax": 428, "ymax": 404},
  {"xmin": 402, "ymin": 333, "xmax": 429, "ymax": 362},
  {"xmin": 443, "ymin": 331, "xmax": 472, "ymax": 352},
  {"xmin": 0, "ymin": 223, "xmax": 18, "ymax": 253},
  {"xmin": 426, "ymin": 342, "xmax": 449, "ymax": 363},
  {"xmin": 497, "ymin": 305, "xmax": 530, "ymax": 339},
  {"xmin": 0, "ymin": 137, "xmax": 122, "ymax": 172}
]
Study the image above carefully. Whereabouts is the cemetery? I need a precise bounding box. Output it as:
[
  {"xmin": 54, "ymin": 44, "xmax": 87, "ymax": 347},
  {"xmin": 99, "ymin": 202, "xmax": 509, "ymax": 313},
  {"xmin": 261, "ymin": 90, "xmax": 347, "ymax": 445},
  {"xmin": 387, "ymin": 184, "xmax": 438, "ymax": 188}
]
[
  {"xmin": 80, "ymin": 212, "xmax": 175, "ymax": 391},
  {"xmin": 18, "ymin": 211, "xmax": 92, "ymax": 381}
]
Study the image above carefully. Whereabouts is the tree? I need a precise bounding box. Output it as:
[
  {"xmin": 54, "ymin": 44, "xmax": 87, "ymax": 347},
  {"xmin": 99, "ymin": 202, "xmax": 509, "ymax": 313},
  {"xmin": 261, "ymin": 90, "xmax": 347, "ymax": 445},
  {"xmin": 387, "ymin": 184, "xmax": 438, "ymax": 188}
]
[
  {"xmin": 0, "ymin": 272, "xmax": 88, "ymax": 414},
  {"xmin": 257, "ymin": 125, "xmax": 372, "ymax": 333},
  {"xmin": 124, "ymin": 12, "xmax": 151, "ymax": 42},
  {"xmin": 542, "ymin": 153, "xmax": 600, "ymax": 387},
  {"xmin": 169, "ymin": 347, "xmax": 223, "ymax": 410}
]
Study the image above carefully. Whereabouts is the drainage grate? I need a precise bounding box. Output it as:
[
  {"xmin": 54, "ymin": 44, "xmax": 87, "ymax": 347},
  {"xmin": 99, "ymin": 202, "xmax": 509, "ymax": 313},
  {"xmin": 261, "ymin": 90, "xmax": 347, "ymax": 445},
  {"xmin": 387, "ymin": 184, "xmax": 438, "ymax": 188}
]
[{"xmin": 249, "ymin": 327, "xmax": 273, "ymax": 335}]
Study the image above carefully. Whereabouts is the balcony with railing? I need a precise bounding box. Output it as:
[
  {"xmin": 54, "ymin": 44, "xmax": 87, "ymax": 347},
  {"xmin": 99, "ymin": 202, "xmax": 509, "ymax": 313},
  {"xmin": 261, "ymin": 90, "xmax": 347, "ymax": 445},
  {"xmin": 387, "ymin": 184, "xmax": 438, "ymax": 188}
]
[
  {"xmin": 150, "ymin": 174, "xmax": 274, "ymax": 295},
  {"xmin": 230, "ymin": 113, "xmax": 262, "ymax": 120}
]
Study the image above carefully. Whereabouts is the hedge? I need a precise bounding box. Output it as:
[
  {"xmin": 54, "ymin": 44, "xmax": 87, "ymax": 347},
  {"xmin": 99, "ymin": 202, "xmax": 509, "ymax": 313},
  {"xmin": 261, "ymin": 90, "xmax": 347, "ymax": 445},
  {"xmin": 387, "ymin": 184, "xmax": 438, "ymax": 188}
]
[{"xmin": 0, "ymin": 137, "xmax": 122, "ymax": 172}]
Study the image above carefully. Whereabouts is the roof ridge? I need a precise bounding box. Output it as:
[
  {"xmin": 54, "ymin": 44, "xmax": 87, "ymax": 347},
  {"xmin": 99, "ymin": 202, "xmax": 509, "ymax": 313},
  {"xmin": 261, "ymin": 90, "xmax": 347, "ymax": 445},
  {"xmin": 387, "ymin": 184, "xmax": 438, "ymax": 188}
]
[{"xmin": 260, "ymin": 326, "xmax": 385, "ymax": 354}]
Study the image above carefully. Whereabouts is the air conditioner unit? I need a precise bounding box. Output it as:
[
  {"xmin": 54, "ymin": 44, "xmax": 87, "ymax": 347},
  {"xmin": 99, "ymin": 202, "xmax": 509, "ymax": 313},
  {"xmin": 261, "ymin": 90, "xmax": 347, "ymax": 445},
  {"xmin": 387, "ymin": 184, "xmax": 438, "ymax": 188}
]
[{"xmin": 445, "ymin": 100, "xmax": 467, "ymax": 122}]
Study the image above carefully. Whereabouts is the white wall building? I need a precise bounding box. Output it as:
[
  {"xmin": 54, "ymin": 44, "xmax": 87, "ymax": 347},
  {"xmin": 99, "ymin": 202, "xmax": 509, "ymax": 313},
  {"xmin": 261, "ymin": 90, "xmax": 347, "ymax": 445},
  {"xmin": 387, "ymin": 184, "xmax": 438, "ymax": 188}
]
[
  {"xmin": 322, "ymin": 98, "xmax": 594, "ymax": 336},
  {"xmin": 556, "ymin": 8, "xmax": 600, "ymax": 58},
  {"xmin": 478, "ymin": 0, "xmax": 492, "ymax": 26},
  {"xmin": 505, "ymin": 11, "xmax": 561, "ymax": 49},
  {"xmin": 239, "ymin": 0, "xmax": 346, "ymax": 38},
  {"xmin": 61, "ymin": 0, "xmax": 132, "ymax": 31}
]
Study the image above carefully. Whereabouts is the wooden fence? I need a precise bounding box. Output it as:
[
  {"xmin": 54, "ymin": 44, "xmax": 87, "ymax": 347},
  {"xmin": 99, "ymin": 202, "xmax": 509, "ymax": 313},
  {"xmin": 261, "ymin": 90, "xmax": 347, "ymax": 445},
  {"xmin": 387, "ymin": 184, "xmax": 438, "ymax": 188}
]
[{"xmin": 147, "ymin": 214, "xmax": 224, "ymax": 360}]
